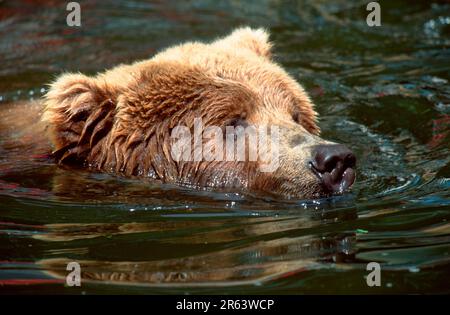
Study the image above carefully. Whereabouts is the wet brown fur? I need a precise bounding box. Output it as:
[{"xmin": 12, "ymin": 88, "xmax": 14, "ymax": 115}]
[{"xmin": 42, "ymin": 27, "xmax": 328, "ymax": 198}]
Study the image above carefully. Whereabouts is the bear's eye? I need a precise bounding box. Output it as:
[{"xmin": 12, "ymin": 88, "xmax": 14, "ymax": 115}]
[
  {"xmin": 292, "ymin": 111, "xmax": 301, "ymax": 124},
  {"xmin": 227, "ymin": 117, "xmax": 248, "ymax": 129},
  {"xmin": 223, "ymin": 118, "xmax": 248, "ymax": 140}
]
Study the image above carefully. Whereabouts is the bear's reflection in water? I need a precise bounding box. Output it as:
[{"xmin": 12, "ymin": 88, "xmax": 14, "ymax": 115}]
[{"xmin": 36, "ymin": 212, "xmax": 357, "ymax": 287}]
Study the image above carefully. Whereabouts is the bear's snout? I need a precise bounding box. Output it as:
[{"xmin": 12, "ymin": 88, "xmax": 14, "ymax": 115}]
[{"xmin": 310, "ymin": 144, "xmax": 356, "ymax": 194}]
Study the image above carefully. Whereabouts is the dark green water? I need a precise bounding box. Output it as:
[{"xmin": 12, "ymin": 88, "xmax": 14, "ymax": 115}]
[{"xmin": 1, "ymin": 0, "xmax": 450, "ymax": 294}]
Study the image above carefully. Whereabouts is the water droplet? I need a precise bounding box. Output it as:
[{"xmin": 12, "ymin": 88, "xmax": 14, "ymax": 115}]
[{"xmin": 409, "ymin": 266, "xmax": 420, "ymax": 273}]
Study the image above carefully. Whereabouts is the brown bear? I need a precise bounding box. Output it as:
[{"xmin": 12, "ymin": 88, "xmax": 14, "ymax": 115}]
[{"xmin": 41, "ymin": 27, "xmax": 356, "ymax": 199}]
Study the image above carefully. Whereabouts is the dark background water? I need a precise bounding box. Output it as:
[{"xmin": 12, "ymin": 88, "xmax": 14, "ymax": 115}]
[{"xmin": 0, "ymin": 0, "xmax": 449, "ymax": 294}]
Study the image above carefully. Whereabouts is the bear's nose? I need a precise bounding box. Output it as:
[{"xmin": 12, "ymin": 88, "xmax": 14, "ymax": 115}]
[{"xmin": 310, "ymin": 144, "xmax": 356, "ymax": 194}]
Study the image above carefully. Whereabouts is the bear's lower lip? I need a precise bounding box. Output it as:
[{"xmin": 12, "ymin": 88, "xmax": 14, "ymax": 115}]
[
  {"xmin": 309, "ymin": 162, "xmax": 356, "ymax": 194},
  {"xmin": 339, "ymin": 167, "xmax": 356, "ymax": 193}
]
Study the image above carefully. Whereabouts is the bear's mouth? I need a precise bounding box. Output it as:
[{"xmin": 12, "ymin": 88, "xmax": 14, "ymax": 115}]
[{"xmin": 309, "ymin": 161, "xmax": 356, "ymax": 195}]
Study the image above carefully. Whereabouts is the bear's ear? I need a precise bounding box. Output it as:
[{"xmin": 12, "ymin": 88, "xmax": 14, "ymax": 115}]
[
  {"xmin": 42, "ymin": 73, "xmax": 114, "ymax": 163},
  {"xmin": 214, "ymin": 27, "xmax": 272, "ymax": 58}
]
